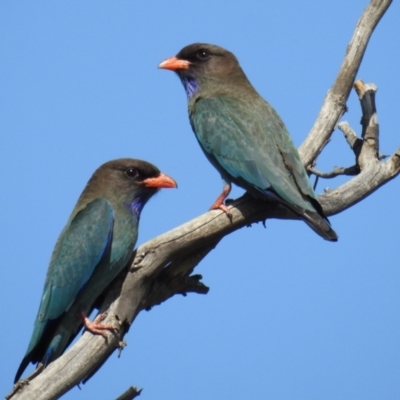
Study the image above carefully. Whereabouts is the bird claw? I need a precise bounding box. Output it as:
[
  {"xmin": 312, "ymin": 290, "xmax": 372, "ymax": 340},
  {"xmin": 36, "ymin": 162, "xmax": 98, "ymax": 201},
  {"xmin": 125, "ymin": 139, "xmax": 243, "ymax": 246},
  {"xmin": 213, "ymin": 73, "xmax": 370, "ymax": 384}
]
[
  {"xmin": 80, "ymin": 312, "xmax": 115, "ymax": 337},
  {"xmin": 210, "ymin": 203, "xmax": 232, "ymax": 220},
  {"xmin": 209, "ymin": 183, "xmax": 233, "ymax": 219}
]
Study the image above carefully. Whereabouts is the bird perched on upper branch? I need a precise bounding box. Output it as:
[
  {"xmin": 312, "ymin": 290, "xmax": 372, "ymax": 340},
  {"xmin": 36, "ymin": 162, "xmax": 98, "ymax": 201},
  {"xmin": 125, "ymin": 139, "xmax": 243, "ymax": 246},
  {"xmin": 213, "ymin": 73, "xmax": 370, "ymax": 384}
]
[
  {"xmin": 15, "ymin": 158, "xmax": 177, "ymax": 383},
  {"xmin": 159, "ymin": 43, "xmax": 337, "ymax": 241}
]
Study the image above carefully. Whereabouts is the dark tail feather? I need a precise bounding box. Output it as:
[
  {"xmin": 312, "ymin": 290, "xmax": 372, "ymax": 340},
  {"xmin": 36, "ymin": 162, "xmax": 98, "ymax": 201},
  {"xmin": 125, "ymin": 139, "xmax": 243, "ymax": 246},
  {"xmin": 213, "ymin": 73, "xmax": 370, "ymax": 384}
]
[
  {"xmin": 302, "ymin": 209, "xmax": 338, "ymax": 242},
  {"xmin": 14, "ymin": 338, "xmax": 57, "ymax": 383},
  {"xmin": 14, "ymin": 356, "xmax": 32, "ymax": 383},
  {"xmin": 263, "ymin": 189, "xmax": 338, "ymax": 241},
  {"xmin": 14, "ymin": 318, "xmax": 60, "ymax": 383}
]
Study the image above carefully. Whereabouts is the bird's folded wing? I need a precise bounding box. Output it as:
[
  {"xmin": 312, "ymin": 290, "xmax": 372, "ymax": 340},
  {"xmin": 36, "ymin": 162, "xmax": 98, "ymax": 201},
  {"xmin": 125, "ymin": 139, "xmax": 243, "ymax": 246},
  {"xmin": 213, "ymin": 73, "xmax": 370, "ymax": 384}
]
[
  {"xmin": 38, "ymin": 198, "xmax": 114, "ymax": 322},
  {"xmin": 191, "ymin": 96, "xmax": 317, "ymax": 210}
]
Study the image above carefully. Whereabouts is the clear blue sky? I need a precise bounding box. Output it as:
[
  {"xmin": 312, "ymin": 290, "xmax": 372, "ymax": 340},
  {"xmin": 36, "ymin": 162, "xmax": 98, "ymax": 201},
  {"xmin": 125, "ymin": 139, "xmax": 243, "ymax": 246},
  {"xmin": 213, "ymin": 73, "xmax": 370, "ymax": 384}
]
[{"xmin": 1, "ymin": 1, "xmax": 399, "ymax": 399}]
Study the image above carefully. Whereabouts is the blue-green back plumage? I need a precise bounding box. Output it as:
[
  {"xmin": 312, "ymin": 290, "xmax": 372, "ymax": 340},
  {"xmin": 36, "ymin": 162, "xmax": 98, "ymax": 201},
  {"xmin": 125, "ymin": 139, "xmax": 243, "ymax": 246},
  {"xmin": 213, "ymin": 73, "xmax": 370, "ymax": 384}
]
[
  {"xmin": 41, "ymin": 198, "xmax": 114, "ymax": 321},
  {"xmin": 190, "ymin": 96, "xmax": 318, "ymax": 210}
]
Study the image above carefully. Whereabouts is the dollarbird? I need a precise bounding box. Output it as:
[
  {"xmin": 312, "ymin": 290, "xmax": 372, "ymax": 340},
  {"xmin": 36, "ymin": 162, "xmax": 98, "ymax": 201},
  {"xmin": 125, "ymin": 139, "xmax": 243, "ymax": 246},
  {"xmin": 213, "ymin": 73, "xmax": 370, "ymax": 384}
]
[
  {"xmin": 15, "ymin": 158, "xmax": 177, "ymax": 383},
  {"xmin": 159, "ymin": 43, "xmax": 337, "ymax": 241}
]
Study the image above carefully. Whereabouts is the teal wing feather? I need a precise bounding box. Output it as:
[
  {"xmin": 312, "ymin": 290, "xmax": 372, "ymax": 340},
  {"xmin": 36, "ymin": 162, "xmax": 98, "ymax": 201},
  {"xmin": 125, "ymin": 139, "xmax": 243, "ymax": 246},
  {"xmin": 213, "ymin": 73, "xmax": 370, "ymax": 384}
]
[
  {"xmin": 190, "ymin": 96, "xmax": 317, "ymax": 211},
  {"xmin": 39, "ymin": 198, "xmax": 114, "ymax": 321},
  {"xmin": 16, "ymin": 198, "xmax": 114, "ymax": 381}
]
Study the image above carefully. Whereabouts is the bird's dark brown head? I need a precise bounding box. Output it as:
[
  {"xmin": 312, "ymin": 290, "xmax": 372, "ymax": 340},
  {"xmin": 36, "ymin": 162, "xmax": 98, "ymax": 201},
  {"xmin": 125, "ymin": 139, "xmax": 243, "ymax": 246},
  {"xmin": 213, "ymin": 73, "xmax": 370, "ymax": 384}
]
[
  {"xmin": 159, "ymin": 43, "xmax": 250, "ymax": 98},
  {"xmin": 78, "ymin": 158, "xmax": 177, "ymax": 214},
  {"xmin": 90, "ymin": 158, "xmax": 176, "ymax": 191}
]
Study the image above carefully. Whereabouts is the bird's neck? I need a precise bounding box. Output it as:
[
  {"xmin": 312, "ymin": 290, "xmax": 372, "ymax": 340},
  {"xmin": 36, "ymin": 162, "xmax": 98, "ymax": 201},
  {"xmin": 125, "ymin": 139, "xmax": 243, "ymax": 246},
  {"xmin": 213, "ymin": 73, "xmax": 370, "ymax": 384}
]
[
  {"xmin": 181, "ymin": 70, "xmax": 258, "ymax": 102},
  {"xmin": 125, "ymin": 190, "xmax": 155, "ymax": 220},
  {"xmin": 180, "ymin": 75, "xmax": 201, "ymax": 100},
  {"xmin": 127, "ymin": 196, "xmax": 146, "ymax": 219}
]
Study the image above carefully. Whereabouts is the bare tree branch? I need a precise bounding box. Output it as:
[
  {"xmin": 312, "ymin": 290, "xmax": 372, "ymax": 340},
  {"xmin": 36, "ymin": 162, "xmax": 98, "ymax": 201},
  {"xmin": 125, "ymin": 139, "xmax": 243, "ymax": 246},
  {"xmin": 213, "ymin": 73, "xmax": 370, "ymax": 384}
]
[
  {"xmin": 6, "ymin": 1, "xmax": 398, "ymax": 399},
  {"xmin": 354, "ymin": 80, "xmax": 380, "ymax": 166},
  {"xmin": 317, "ymin": 79, "xmax": 399, "ymax": 214},
  {"xmin": 298, "ymin": 0, "xmax": 392, "ymax": 167},
  {"xmin": 308, "ymin": 80, "xmax": 384, "ymax": 180},
  {"xmin": 115, "ymin": 386, "xmax": 142, "ymax": 400}
]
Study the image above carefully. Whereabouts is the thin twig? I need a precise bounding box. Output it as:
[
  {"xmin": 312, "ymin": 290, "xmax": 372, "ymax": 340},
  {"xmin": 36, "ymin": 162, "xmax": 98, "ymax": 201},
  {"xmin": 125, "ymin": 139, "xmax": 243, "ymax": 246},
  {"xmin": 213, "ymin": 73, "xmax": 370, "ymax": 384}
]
[
  {"xmin": 337, "ymin": 122, "xmax": 363, "ymax": 155},
  {"xmin": 309, "ymin": 165, "xmax": 359, "ymax": 179}
]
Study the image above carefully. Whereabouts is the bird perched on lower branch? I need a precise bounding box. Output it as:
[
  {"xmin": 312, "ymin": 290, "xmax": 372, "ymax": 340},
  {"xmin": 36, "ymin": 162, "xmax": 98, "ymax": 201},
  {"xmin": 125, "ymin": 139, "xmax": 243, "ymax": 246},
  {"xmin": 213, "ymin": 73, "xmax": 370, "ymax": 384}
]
[{"xmin": 15, "ymin": 158, "xmax": 177, "ymax": 383}]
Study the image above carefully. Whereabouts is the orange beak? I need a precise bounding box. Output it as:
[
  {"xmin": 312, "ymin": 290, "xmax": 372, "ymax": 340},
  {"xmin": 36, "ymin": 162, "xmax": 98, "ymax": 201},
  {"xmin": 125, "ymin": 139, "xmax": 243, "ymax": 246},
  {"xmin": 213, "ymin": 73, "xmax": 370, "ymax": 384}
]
[
  {"xmin": 142, "ymin": 173, "xmax": 177, "ymax": 189},
  {"xmin": 158, "ymin": 56, "xmax": 190, "ymax": 71}
]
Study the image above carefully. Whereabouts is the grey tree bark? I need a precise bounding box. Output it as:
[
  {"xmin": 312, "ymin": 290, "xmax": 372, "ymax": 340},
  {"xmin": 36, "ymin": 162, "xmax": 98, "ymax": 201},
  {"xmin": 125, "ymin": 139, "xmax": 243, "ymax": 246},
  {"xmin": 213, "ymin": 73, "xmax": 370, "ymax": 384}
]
[{"xmin": 6, "ymin": 0, "xmax": 398, "ymax": 399}]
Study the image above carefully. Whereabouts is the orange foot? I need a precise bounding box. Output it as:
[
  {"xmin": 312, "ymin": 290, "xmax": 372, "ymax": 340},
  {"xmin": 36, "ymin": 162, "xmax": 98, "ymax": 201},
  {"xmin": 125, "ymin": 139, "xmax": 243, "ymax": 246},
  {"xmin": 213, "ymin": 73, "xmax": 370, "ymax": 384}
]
[
  {"xmin": 80, "ymin": 312, "xmax": 115, "ymax": 337},
  {"xmin": 209, "ymin": 182, "xmax": 232, "ymax": 218}
]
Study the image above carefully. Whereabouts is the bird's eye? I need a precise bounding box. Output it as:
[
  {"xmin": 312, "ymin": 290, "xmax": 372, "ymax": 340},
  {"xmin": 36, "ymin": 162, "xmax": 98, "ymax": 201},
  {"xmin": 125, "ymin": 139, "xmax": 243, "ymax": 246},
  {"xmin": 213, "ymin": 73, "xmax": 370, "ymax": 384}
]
[
  {"xmin": 125, "ymin": 167, "xmax": 138, "ymax": 178},
  {"xmin": 196, "ymin": 49, "xmax": 211, "ymax": 60}
]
